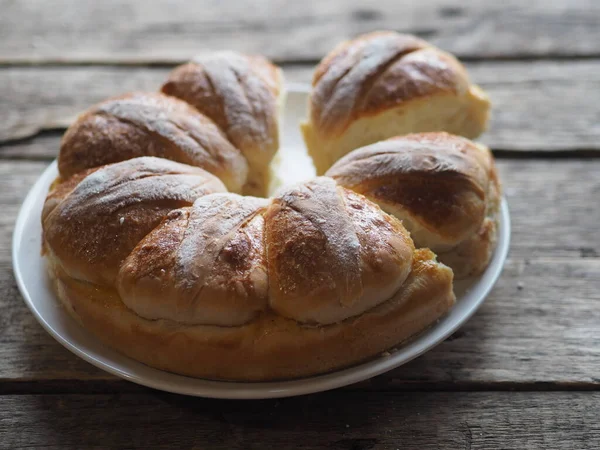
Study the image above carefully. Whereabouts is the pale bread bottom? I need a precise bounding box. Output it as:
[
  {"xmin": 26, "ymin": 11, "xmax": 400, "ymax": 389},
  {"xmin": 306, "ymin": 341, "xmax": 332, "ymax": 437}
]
[{"xmin": 48, "ymin": 248, "xmax": 455, "ymax": 381}]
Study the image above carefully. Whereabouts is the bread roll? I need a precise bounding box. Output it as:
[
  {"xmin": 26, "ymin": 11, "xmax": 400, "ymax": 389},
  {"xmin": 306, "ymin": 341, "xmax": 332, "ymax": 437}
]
[
  {"xmin": 162, "ymin": 51, "xmax": 284, "ymax": 196},
  {"xmin": 43, "ymin": 157, "xmax": 227, "ymax": 286},
  {"xmin": 58, "ymin": 92, "xmax": 248, "ymax": 192},
  {"xmin": 326, "ymin": 133, "xmax": 500, "ymax": 278},
  {"xmin": 266, "ymin": 177, "xmax": 414, "ymax": 324},
  {"xmin": 301, "ymin": 31, "xmax": 490, "ymax": 174},
  {"xmin": 117, "ymin": 193, "xmax": 269, "ymax": 327}
]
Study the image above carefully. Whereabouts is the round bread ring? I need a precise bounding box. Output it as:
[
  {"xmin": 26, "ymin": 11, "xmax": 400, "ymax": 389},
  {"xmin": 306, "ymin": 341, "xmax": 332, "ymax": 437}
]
[
  {"xmin": 48, "ymin": 248, "xmax": 453, "ymax": 381},
  {"xmin": 39, "ymin": 44, "xmax": 499, "ymax": 381}
]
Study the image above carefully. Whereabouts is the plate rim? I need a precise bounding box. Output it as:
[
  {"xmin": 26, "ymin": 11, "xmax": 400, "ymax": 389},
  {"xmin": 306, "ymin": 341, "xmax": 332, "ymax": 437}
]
[{"xmin": 11, "ymin": 89, "xmax": 511, "ymax": 400}]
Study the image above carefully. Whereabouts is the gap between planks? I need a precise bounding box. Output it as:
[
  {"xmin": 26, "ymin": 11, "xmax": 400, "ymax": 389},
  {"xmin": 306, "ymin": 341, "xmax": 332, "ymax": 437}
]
[
  {"xmin": 3, "ymin": 60, "xmax": 600, "ymax": 151},
  {"xmin": 2, "ymin": 379, "xmax": 600, "ymax": 396},
  {"xmin": 0, "ymin": 392, "xmax": 599, "ymax": 449},
  {"xmin": 6, "ymin": 54, "xmax": 600, "ymax": 68}
]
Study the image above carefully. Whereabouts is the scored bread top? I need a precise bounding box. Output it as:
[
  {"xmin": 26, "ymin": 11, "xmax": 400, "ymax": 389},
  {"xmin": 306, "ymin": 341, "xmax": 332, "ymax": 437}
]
[
  {"xmin": 114, "ymin": 177, "xmax": 417, "ymax": 327},
  {"xmin": 308, "ymin": 31, "xmax": 473, "ymax": 136},
  {"xmin": 162, "ymin": 51, "xmax": 282, "ymax": 159},
  {"xmin": 326, "ymin": 132, "xmax": 500, "ymax": 278},
  {"xmin": 43, "ymin": 157, "xmax": 227, "ymax": 286},
  {"xmin": 266, "ymin": 177, "xmax": 414, "ymax": 325},
  {"xmin": 162, "ymin": 51, "xmax": 284, "ymax": 196},
  {"xmin": 326, "ymin": 133, "xmax": 498, "ymax": 245},
  {"xmin": 117, "ymin": 193, "xmax": 270, "ymax": 326},
  {"xmin": 58, "ymin": 92, "xmax": 249, "ymax": 193}
]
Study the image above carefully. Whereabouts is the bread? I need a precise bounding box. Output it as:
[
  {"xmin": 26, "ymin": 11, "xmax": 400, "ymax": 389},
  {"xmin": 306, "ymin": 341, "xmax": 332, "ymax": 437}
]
[
  {"xmin": 43, "ymin": 175, "xmax": 455, "ymax": 380},
  {"xmin": 162, "ymin": 51, "xmax": 284, "ymax": 196},
  {"xmin": 58, "ymin": 92, "xmax": 248, "ymax": 192},
  {"xmin": 42, "ymin": 157, "xmax": 227, "ymax": 286},
  {"xmin": 326, "ymin": 133, "xmax": 501, "ymax": 278},
  {"xmin": 39, "ymin": 42, "xmax": 504, "ymax": 381},
  {"xmin": 301, "ymin": 31, "xmax": 491, "ymax": 174},
  {"xmin": 59, "ymin": 51, "xmax": 283, "ymax": 196},
  {"xmin": 117, "ymin": 193, "xmax": 270, "ymax": 327}
]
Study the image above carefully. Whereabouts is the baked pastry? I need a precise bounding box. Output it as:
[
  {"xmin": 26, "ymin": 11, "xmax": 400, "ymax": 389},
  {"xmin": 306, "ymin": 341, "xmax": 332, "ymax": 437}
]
[
  {"xmin": 43, "ymin": 173, "xmax": 455, "ymax": 380},
  {"xmin": 58, "ymin": 92, "xmax": 248, "ymax": 193},
  {"xmin": 161, "ymin": 51, "xmax": 284, "ymax": 197},
  {"xmin": 39, "ymin": 42, "xmax": 504, "ymax": 381},
  {"xmin": 301, "ymin": 31, "xmax": 491, "ymax": 174},
  {"xmin": 59, "ymin": 51, "xmax": 283, "ymax": 196},
  {"xmin": 42, "ymin": 157, "xmax": 227, "ymax": 286},
  {"xmin": 326, "ymin": 133, "xmax": 501, "ymax": 278}
]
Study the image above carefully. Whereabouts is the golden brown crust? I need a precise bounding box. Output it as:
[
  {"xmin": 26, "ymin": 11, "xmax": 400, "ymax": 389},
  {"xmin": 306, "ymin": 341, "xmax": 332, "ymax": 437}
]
[
  {"xmin": 326, "ymin": 132, "xmax": 501, "ymax": 278},
  {"xmin": 41, "ymin": 167, "xmax": 97, "ymax": 223},
  {"xmin": 40, "ymin": 43, "xmax": 475, "ymax": 381},
  {"xmin": 310, "ymin": 32, "xmax": 432, "ymax": 133},
  {"xmin": 266, "ymin": 178, "xmax": 414, "ymax": 324},
  {"xmin": 117, "ymin": 193, "xmax": 270, "ymax": 326},
  {"xmin": 302, "ymin": 31, "xmax": 490, "ymax": 174},
  {"xmin": 58, "ymin": 92, "xmax": 248, "ymax": 192},
  {"xmin": 161, "ymin": 52, "xmax": 284, "ymax": 196},
  {"xmin": 42, "ymin": 157, "xmax": 227, "ymax": 286},
  {"xmin": 49, "ymin": 247, "xmax": 454, "ymax": 381},
  {"xmin": 309, "ymin": 31, "xmax": 475, "ymax": 135}
]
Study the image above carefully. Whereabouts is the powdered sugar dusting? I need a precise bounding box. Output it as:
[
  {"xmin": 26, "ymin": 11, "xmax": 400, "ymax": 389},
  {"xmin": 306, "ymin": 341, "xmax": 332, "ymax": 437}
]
[
  {"xmin": 175, "ymin": 193, "xmax": 268, "ymax": 292},
  {"xmin": 94, "ymin": 92, "xmax": 248, "ymax": 191},
  {"xmin": 312, "ymin": 32, "xmax": 429, "ymax": 132},
  {"xmin": 61, "ymin": 157, "xmax": 226, "ymax": 219},
  {"xmin": 326, "ymin": 133, "xmax": 488, "ymax": 187},
  {"xmin": 276, "ymin": 177, "xmax": 362, "ymax": 304},
  {"xmin": 195, "ymin": 52, "xmax": 278, "ymax": 158},
  {"xmin": 163, "ymin": 52, "xmax": 282, "ymax": 195},
  {"xmin": 43, "ymin": 157, "xmax": 226, "ymax": 285}
]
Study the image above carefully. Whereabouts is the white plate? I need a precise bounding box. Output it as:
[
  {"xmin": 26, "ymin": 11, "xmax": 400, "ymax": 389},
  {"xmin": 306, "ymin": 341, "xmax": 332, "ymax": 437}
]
[{"xmin": 12, "ymin": 86, "xmax": 510, "ymax": 399}]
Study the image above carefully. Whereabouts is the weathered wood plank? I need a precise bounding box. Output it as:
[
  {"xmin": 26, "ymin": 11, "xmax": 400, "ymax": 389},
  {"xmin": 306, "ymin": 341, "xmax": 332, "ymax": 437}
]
[
  {"xmin": 0, "ymin": 157, "xmax": 598, "ymax": 389},
  {"xmin": 2, "ymin": 61, "xmax": 600, "ymax": 151},
  {"xmin": 2, "ymin": 0, "xmax": 600, "ymax": 64},
  {"xmin": 0, "ymin": 133, "xmax": 64, "ymax": 160},
  {"xmin": 1, "ymin": 392, "xmax": 599, "ymax": 449}
]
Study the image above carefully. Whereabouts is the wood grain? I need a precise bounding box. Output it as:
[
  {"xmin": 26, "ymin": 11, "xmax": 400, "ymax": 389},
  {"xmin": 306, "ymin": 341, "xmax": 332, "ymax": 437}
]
[
  {"xmin": 1, "ymin": 392, "xmax": 599, "ymax": 449},
  {"xmin": 0, "ymin": 1, "xmax": 597, "ymax": 446},
  {"xmin": 0, "ymin": 156, "xmax": 598, "ymax": 389},
  {"xmin": 2, "ymin": 0, "xmax": 600, "ymax": 64},
  {"xmin": 2, "ymin": 61, "xmax": 600, "ymax": 151}
]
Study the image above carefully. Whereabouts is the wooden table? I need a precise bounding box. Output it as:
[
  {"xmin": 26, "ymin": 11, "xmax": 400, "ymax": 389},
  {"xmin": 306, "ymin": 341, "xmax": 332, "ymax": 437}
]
[{"xmin": 1, "ymin": 1, "xmax": 599, "ymax": 448}]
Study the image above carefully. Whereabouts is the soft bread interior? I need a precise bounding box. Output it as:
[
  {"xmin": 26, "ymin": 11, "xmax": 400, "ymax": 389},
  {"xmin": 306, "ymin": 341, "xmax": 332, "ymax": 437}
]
[{"xmin": 302, "ymin": 87, "xmax": 490, "ymax": 175}]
